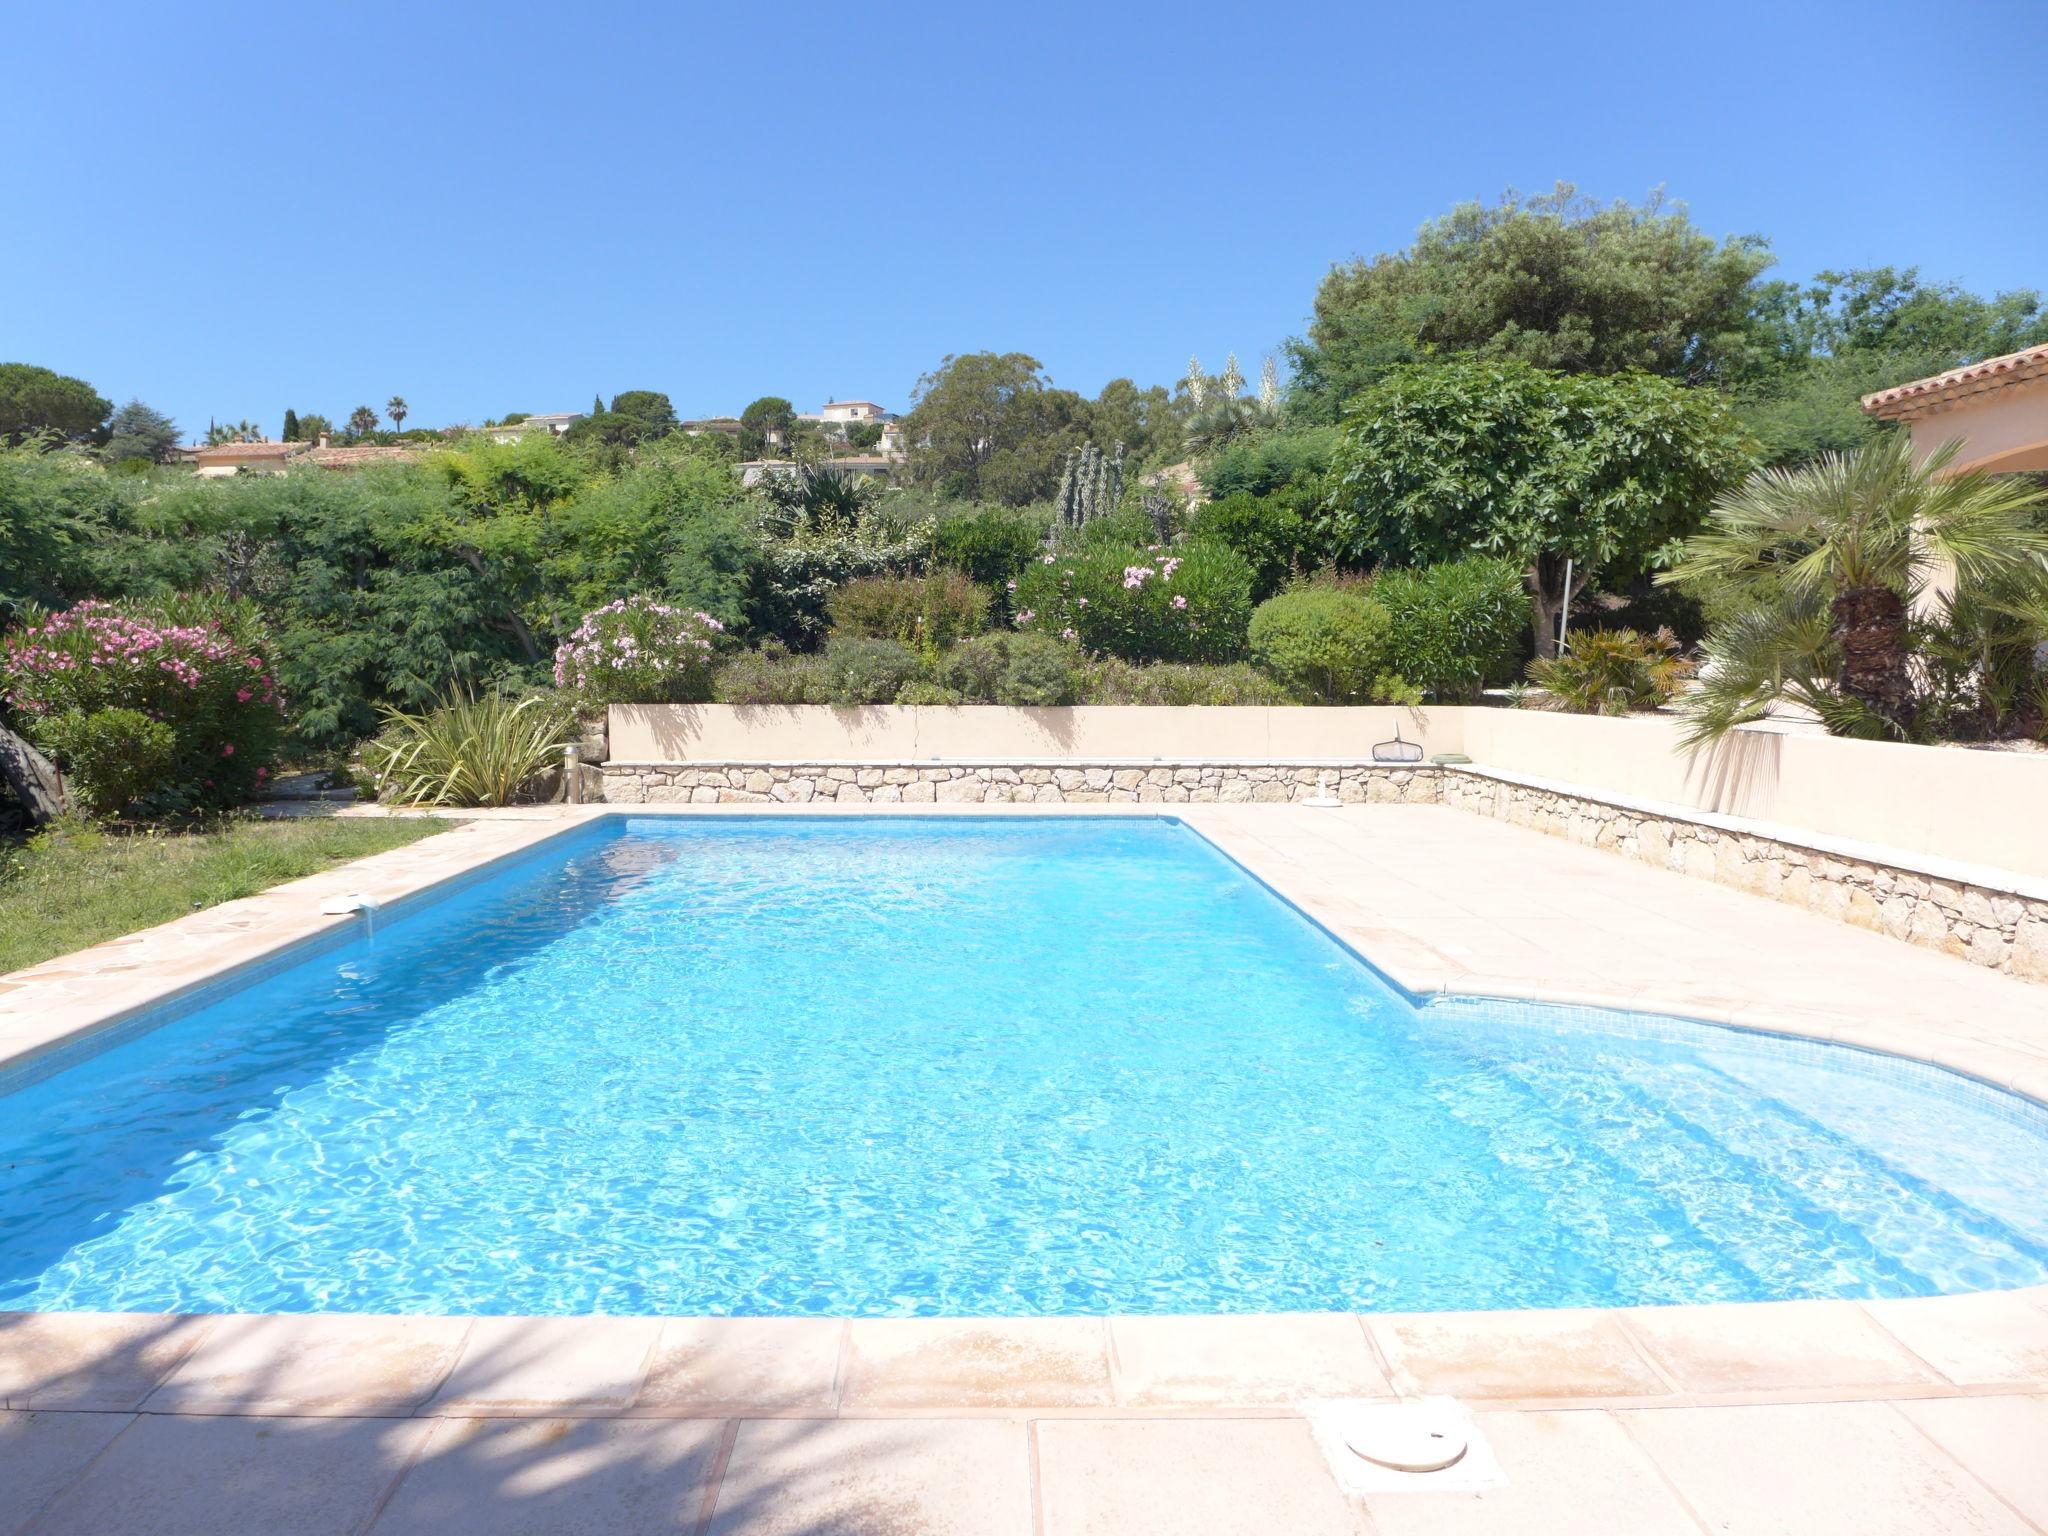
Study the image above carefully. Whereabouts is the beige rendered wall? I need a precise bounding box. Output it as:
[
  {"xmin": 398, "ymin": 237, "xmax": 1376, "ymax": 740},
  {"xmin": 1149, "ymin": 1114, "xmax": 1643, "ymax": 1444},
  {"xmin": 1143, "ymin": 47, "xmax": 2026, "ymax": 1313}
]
[
  {"xmin": 609, "ymin": 704, "xmax": 1458, "ymax": 765},
  {"xmin": 608, "ymin": 704, "xmax": 2048, "ymax": 878},
  {"xmin": 1454, "ymin": 710, "xmax": 2048, "ymax": 877},
  {"xmin": 1905, "ymin": 383, "xmax": 2048, "ymax": 475}
]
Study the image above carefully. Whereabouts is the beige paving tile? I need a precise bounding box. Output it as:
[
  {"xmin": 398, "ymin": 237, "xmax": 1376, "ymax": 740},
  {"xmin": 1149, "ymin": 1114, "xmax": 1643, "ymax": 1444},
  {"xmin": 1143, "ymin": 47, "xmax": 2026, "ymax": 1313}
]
[
  {"xmin": 0, "ymin": 1409, "xmax": 133, "ymax": 1531},
  {"xmin": 0, "ymin": 1311, "xmax": 211, "ymax": 1410},
  {"xmin": 635, "ymin": 1317, "xmax": 842, "ymax": 1413},
  {"xmin": 706, "ymin": 1418, "xmax": 1031, "ymax": 1535},
  {"xmin": 1363, "ymin": 1409, "xmax": 1701, "ymax": 1536},
  {"xmin": 1109, "ymin": 1313, "xmax": 1392, "ymax": 1405},
  {"xmin": 838, "ymin": 1318, "xmax": 1112, "ymax": 1409},
  {"xmin": 1037, "ymin": 1418, "xmax": 1367, "ymax": 1536},
  {"xmin": 428, "ymin": 1315, "xmax": 662, "ymax": 1414},
  {"xmin": 1621, "ymin": 1299, "xmax": 1937, "ymax": 1394},
  {"xmin": 23, "ymin": 1412, "xmax": 430, "ymax": 1536},
  {"xmin": 145, "ymin": 1312, "xmax": 471, "ymax": 1415},
  {"xmin": 1370, "ymin": 1308, "xmax": 1668, "ymax": 1401},
  {"xmin": 1895, "ymin": 1394, "xmax": 2048, "ymax": 1528},
  {"xmin": 368, "ymin": 1416, "xmax": 726, "ymax": 1535},
  {"xmin": 1861, "ymin": 1291, "xmax": 2048, "ymax": 1387},
  {"xmin": 1621, "ymin": 1399, "xmax": 2033, "ymax": 1535}
]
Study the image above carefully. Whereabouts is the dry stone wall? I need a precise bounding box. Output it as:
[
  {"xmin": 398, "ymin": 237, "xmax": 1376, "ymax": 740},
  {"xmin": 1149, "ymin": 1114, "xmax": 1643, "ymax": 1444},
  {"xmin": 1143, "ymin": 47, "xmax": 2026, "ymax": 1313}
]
[{"xmin": 597, "ymin": 761, "xmax": 1443, "ymax": 806}]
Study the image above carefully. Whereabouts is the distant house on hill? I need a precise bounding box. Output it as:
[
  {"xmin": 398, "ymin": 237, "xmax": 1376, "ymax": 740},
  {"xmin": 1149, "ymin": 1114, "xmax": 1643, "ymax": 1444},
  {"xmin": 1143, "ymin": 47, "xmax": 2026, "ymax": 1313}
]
[
  {"xmin": 738, "ymin": 455, "xmax": 894, "ymax": 487},
  {"xmin": 811, "ymin": 399, "xmax": 896, "ymax": 426},
  {"xmin": 483, "ymin": 411, "xmax": 584, "ymax": 443},
  {"xmin": 188, "ymin": 436, "xmax": 420, "ymax": 476}
]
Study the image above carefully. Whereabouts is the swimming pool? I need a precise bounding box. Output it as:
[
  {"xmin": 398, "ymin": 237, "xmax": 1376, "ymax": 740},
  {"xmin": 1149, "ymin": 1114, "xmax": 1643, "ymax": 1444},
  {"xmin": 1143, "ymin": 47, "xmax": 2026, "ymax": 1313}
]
[{"xmin": 4, "ymin": 815, "xmax": 2046, "ymax": 1317}]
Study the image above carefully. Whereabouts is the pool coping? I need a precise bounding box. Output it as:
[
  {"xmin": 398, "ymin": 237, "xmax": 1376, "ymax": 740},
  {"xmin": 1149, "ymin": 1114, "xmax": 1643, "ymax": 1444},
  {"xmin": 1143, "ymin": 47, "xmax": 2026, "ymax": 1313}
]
[{"xmin": 4, "ymin": 802, "xmax": 2048, "ymax": 1418}]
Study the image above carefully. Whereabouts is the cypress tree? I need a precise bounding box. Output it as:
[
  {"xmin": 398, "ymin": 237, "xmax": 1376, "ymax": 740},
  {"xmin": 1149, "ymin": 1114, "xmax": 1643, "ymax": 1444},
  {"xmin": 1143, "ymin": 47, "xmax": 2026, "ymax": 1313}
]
[{"xmin": 282, "ymin": 408, "xmax": 299, "ymax": 442}]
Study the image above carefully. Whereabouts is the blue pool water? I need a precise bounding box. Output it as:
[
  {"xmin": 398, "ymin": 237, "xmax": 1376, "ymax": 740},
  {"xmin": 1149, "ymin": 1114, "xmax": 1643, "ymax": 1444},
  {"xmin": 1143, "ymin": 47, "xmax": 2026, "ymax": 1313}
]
[{"xmin": 4, "ymin": 815, "xmax": 2047, "ymax": 1317}]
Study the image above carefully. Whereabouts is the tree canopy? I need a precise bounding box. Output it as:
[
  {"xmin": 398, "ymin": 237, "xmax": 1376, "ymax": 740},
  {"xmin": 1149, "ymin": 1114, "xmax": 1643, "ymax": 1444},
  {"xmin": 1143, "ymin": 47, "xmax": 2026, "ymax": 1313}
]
[
  {"xmin": 1287, "ymin": 186, "xmax": 1772, "ymax": 422},
  {"xmin": 609, "ymin": 390, "xmax": 678, "ymax": 437},
  {"xmin": 1324, "ymin": 359, "xmax": 1754, "ymax": 654},
  {"xmin": 102, "ymin": 400, "xmax": 180, "ymax": 465},
  {"xmin": 0, "ymin": 362, "xmax": 114, "ymax": 445}
]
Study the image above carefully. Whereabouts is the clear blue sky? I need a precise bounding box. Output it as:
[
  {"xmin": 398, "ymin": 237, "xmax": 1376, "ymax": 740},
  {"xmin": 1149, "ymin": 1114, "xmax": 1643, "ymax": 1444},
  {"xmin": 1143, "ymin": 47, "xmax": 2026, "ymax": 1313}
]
[{"xmin": 7, "ymin": 0, "xmax": 2044, "ymax": 443}]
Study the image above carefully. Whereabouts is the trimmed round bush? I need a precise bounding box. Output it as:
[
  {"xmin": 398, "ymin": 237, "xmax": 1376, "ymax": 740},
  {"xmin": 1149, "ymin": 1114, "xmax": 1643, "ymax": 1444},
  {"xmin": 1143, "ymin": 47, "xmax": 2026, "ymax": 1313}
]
[
  {"xmin": 37, "ymin": 707, "xmax": 178, "ymax": 818},
  {"xmin": 553, "ymin": 596, "xmax": 724, "ymax": 705},
  {"xmin": 2, "ymin": 599, "xmax": 283, "ymax": 813},
  {"xmin": 826, "ymin": 570, "xmax": 990, "ymax": 650},
  {"xmin": 1010, "ymin": 544, "xmax": 1253, "ymax": 664},
  {"xmin": 1248, "ymin": 587, "xmax": 1395, "ymax": 703},
  {"xmin": 933, "ymin": 633, "xmax": 1082, "ymax": 706}
]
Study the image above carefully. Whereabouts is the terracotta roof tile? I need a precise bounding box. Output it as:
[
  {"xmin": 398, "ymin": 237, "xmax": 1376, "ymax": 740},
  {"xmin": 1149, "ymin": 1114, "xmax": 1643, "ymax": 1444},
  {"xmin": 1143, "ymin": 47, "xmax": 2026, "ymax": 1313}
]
[{"xmin": 1862, "ymin": 344, "xmax": 2048, "ymax": 418}]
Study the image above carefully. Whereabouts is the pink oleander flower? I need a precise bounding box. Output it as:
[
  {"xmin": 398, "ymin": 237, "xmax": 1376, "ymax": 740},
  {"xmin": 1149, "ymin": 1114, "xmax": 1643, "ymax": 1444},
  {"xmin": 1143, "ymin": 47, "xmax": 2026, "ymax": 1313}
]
[
  {"xmin": 221, "ymin": 743, "xmax": 235, "ymax": 756},
  {"xmin": 1172, "ymin": 595, "xmax": 1188, "ymax": 609}
]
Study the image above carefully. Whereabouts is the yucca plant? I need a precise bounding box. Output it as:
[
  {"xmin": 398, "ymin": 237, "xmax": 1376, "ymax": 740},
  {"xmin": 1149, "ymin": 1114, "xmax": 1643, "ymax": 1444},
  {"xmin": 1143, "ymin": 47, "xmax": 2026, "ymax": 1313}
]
[
  {"xmin": 360, "ymin": 692, "xmax": 575, "ymax": 807},
  {"xmin": 1663, "ymin": 434, "xmax": 2048, "ymax": 738}
]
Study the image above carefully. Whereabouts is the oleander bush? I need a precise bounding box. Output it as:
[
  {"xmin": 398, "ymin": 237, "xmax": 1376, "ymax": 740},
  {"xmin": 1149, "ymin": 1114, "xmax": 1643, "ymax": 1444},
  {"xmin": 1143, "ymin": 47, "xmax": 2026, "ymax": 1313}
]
[
  {"xmin": 1247, "ymin": 586, "xmax": 1400, "ymax": 703},
  {"xmin": 360, "ymin": 691, "xmax": 576, "ymax": 806},
  {"xmin": 826, "ymin": 570, "xmax": 991, "ymax": 650},
  {"xmin": 1370, "ymin": 556, "xmax": 1530, "ymax": 701},
  {"xmin": 1, "ymin": 598, "xmax": 283, "ymax": 814},
  {"xmin": 553, "ymin": 596, "xmax": 724, "ymax": 706},
  {"xmin": 1525, "ymin": 627, "xmax": 1692, "ymax": 714},
  {"xmin": 1010, "ymin": 544, "xmax": 1254, "ymax": 664}
]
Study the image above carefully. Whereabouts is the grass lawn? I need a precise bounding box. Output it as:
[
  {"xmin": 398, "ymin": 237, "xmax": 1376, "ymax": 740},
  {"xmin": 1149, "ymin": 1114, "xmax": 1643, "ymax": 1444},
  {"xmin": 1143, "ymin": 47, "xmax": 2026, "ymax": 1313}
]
[{"xmin": 0, "ymin": 815, "xmax": 452, "ymax": 975}]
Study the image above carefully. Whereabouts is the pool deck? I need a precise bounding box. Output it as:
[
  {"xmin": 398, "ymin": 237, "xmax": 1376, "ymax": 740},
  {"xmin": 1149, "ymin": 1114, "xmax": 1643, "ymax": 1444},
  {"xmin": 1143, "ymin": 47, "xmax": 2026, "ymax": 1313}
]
[{"xmin": 4, "ymin": 803, "xmax": 2048, "ymax": 1534}]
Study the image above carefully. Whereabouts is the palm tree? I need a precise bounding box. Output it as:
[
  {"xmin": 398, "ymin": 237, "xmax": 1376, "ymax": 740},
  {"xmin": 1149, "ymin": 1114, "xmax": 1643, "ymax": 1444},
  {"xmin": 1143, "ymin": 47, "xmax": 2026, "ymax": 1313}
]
[
  {"xmin": 205, "ymin": 418, "xmax": 264, "ymax": 445},
  {"xmin": 386, "ymin": 395, "xmax": 409, "ymax": 433},
  {"xmin": 347, "ymin": 405, "xmax": 379, "ymax": 439},
  {"xmin": 1666, "ymin": 433, "xmax": 2048, "ymax": 740}
]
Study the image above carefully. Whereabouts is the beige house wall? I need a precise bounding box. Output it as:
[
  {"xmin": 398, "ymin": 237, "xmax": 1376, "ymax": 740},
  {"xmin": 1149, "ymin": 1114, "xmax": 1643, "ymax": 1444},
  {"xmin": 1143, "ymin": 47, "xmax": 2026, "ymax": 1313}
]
[{"xmin": 1901, "ymin": 380, "xmax": 2048, "ymax": 475}]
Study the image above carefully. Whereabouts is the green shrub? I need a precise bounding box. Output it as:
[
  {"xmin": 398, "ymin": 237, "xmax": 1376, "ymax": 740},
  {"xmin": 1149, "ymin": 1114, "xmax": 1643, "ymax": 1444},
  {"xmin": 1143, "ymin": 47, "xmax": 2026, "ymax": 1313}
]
[
  {"xmin": 1011, "ymin": 544, "xmax": 1254, "ymax": 664},
  {"xmin": 1526, "ymin": 628, "xmax": 1692, "ymax": 714},
  {"xmin": 360, "ymin": 692, "xmax": 576, "ymax": 807},
  {"xmin": 931, "ymin": 633, "xmax": 1082, "ymax": 706},
  {"xmin": 1078, "ymin": 658, "xmax": 1290, "ymax": 705},
  {"xmin": 894, "ymin": 680, "xmax": 969, "ymax": 705},
  {"xmin": 711, "ymin": 642, "xmax": 829, "ymax": 704},
  {"xmin": 1199, "ymin": 425, "xmax": 1342, "ymax": 500},
  {"xmin": 1186, "ymin": 494, "xmax": 1314, "ymax": 601},
  {"xmin": 932, "ymin": 508, "xmax": 1046, "ymax": 601},
  {"xmin": 1248, "ymin": 587, "xmax": 1398, "ymax": 703},
  {"xmin": 1371, "ymin": 557, "xmax": 1530, "ymax": 700},
  {"xmin": 822, "ymin": 637, "xmax": 920, "ymax": 705},
  {"xmin": 1064, "ymin": 505, "xmax": 1160, "ymax": 551},
  {"xmin": 826, "ymin": 570, "xmax": 990, "ymax": 650},
  {"xmin": 2, "ymin": 597, "xmax": 284, "ymax": 814},
  {"xmin": 38, "ymin": 707, "xmax": 178, "ymax": 818}
]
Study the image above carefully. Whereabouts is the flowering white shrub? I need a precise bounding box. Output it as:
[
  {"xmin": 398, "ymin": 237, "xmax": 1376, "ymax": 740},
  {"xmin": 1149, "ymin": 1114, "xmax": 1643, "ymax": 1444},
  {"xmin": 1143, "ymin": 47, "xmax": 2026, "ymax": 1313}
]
[{"xmin": 552, "ymin": 597, "xmax": 724, "ymax": 705}]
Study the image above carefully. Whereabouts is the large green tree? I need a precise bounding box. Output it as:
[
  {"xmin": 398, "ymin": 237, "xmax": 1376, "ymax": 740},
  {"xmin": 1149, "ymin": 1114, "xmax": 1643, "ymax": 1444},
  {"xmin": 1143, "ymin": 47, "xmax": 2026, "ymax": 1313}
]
[
  {"xmin": 1325, "ymin": 360, "xmax": 1754, "ymax": 655},
  {"xmin": 609, "ymin": 390, "xmax": 678, "ymax": 437},
  {"xmin": 101, "ymin": 399, "xmax": 181, "ymax": 465},
  {"xmin": 1735, "ymin": 268, "xmax": 2048, "ymax": 466},
  {"xmin": 1288, "ymin": 186, "xmax": 1772, "ymax": 421},
  {"xmin": 739, "ymin": 395, "xmax": 796, "ymax": 458},
  {"xmin": 901, "ymin": 352, "xmax": 1089, "ymax": 504},
  {"xmin": 0, "ymin": 362, "xmax": 113, "ymax": 445}
]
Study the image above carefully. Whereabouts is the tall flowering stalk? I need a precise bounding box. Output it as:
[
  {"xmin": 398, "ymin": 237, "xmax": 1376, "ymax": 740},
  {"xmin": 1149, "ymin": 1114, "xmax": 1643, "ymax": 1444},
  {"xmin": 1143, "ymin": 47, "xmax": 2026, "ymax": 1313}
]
[
  {"xmin": 553, "ymin": 596, "xmax": 725, "ymax": 705},
  {"xmin": 1, "ymin": 599, "xmax": 283, "ymax": 811}
]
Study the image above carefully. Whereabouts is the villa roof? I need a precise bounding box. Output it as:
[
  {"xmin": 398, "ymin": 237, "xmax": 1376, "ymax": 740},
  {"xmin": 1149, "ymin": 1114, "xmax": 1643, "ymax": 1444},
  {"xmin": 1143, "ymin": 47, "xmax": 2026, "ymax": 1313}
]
[
  {"xmin": 192, "ymin": 440, "xmax": 299, "ymax": 460},
  {"xmin": 1862, "ymin": 343, "xmax": 2048, "ymax": 420}
]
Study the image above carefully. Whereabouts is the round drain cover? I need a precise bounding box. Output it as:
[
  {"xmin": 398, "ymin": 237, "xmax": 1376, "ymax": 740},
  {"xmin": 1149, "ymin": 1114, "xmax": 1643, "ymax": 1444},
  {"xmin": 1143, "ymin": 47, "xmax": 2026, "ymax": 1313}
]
[{"xmin": 1344, "ymin": 1405, "xmax": 1470, "ymax": 1473}]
